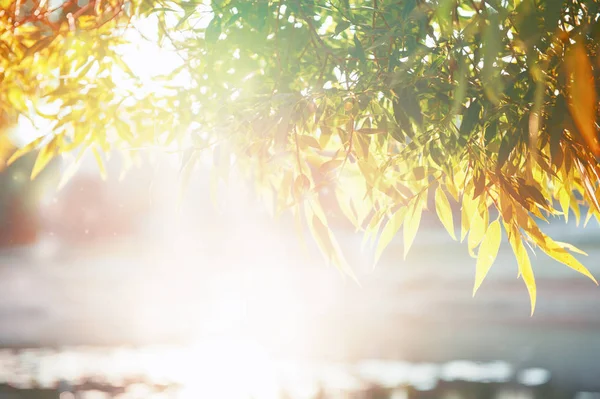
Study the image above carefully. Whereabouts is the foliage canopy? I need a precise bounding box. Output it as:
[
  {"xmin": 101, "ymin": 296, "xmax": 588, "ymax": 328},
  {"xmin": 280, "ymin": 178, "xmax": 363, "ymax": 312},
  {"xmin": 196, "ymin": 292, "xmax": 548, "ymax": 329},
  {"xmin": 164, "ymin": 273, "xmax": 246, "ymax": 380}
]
[{"xmin": 2, "ymin": 0, "xmax": 600, "ymax": 312}]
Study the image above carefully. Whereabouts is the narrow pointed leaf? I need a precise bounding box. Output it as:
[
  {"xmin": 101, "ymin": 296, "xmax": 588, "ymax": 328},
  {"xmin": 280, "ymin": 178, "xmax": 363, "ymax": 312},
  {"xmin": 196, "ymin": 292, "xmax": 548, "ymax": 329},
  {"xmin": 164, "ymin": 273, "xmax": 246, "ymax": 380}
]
[
  {"xmin": 404, "ymin": 195, "xmax": 424, "ymax": 259},
  {"xmin": 507, "ymin": 228, "xmax": 536, "ymax": 315},
  {"xmin": 565, "ymin": 42, "xmax": 600, "ymax": 155},
  {"xmin": 435, "ymin": 186, "xmax": 456, "ymax": 240},
  {"xmin": 473, "ymin": 220, "xmax": 502, "ymax": 295},
  {"xmin": 375, "ymin": 208, "xmax": 407, "ymax": 266}
]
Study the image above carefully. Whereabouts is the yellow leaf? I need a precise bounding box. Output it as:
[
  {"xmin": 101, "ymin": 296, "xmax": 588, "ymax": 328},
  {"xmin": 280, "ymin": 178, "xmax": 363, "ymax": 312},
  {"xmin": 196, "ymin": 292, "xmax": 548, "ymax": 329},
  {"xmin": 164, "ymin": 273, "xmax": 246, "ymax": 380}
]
[
  {"xmin": 374, "ymin": 207, "xmax": 407, "ymax": 266},
  {"xmin": 7, "ymin": 136, "xmax": 44, "ymax": 166},
  {"xmin": 336, "ymin": 190, "xmax": 359, "ymax": 227},
  {"xmin": 30, "ymin": 138, "xmax": 58, "ymax": 180},
  {"xmin": 526, "ymin": 221, "xmax": 597, "ymax": 284},
  {"xmin": 308, "ymin": 210, "xmax": 357, "ymax": 282},
  {"xmin": 565, "ymin": 42, "xmax": 600, "ymax": 155},
  {"xmin": 507, "ymin": 226, "xmax": 536, "ymax": 315},
  {"xmin": 540, "ymin": 241, "xmax": 597, "ymax": 284},
  {"xmin": 434, "ymin": 186, "xmax": 456, "ymax": 240},
  {"xmin": 58, "ymin": 152, "xmax": 85, "ymax": 190},
  {"xmin": 293, "ymin": 174, "xmax": 311, "ymax": 201},
  {"xmin": 461, "ymin": 185, "xmax": 476, "ymax": 242},
  {"xmin": 565, "ymin": 42, "xmax": 600, "ymax": 156},
  {"xmin": 0, "ymin": 134, "xmax": 15, "ymax": 171},
  {"xmin": 554, "ymin": 241, "xmax": 588, "ymax": 256},
  {"xmin": 178, "ymin": 150, "xmax": 199, "ymax": 207},
  {"xmin": 92, "ymin": 147, "xmax": 107, "ymax": 180},
  {"xmin": 404, "ymin": 195, "xmax": 425, "ymax": 259},
  {"xmin": 468, "ymin": 206, "xmax": 488, "ymax": 257},
  {"xmin": 473, "ymin": 219, "xmax": 502, "ymax": 296}
]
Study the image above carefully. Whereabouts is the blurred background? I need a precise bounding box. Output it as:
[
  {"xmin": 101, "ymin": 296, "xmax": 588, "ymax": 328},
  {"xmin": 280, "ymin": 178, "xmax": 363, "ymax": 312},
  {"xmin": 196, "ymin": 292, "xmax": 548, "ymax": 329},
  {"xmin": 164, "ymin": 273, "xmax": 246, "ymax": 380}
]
[{"xmin": 0, "ymin": 145, "xmax": 599, "ymax": 399}]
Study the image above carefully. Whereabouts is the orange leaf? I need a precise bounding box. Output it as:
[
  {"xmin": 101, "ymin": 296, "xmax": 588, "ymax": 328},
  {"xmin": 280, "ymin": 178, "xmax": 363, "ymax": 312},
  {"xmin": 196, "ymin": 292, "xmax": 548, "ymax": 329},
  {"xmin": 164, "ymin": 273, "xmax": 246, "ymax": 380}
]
[{"xmin": 565, "ymin": 42, "xmax": 600, "ymax": 155}]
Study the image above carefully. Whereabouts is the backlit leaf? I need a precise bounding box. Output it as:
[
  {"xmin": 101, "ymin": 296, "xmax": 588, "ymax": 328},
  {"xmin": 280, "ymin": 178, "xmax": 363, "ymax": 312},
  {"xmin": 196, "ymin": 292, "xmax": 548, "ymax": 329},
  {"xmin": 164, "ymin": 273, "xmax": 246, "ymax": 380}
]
[
  {"xmin": 31, "ymin": 137, "xmax": 58, "ymax": 180},
  {"xmin": 374, "ymin": 208, "xmax": 407, "ymax": 266},
  {"xmin": 404, "ymin": 194, "xmax": 425, "ymax": 259},
  {"xmin": 435, "ymin": 186, "xmax": 456, "ymax": 240},
  {"xmin": 473, "ymin": 219, "xmax": 502, "ymax": 296},
  {"xmin": 92, "ymin": 147, "xmax": 107, "ymax": 180},
  {"xmin": 565, "ymin": 41, "xmax": 600, "ymax": 155},
  {"xmin": 507, "ymin": 226, "xmax": 536, "ymax": 315}
]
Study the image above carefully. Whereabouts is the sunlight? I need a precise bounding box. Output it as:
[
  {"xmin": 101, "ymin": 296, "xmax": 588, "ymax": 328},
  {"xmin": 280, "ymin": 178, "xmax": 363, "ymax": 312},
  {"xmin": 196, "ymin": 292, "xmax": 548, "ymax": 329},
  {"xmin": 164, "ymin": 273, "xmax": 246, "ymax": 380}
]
[{"xmin": 134, "ymin": 338, "xmax": 279, "ymax": 399}]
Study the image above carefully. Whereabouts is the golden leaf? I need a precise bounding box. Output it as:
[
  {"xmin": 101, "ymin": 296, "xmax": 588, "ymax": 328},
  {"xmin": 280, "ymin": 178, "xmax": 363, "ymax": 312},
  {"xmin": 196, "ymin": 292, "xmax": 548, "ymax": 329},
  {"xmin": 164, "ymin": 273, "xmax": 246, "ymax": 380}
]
[
  {"xmin": 30, "ymin": 137, "xmax": 58, "ymax": 180},
  {"xmin": 473, "ymin": 219, "xmax": 502, "ymax": 296},
  {"xmin": 554, "ymin": 241, "xmax": 588, "ymax": 256},
  {"xmin": 461, "ymin": 184, "xmax": 476, "ymax": 242},
  {"xmin": 565, "ymin": 42, "xmax": 600, "ymax": 155},
  {"xmin": 506, "ymin": 225, "xmax": 536, "ymax": 315},
  {"xmin": 404, "ymin": 194, "xmax": 425, "ymax": 259},
  {"xmin": 308, "ymin": 210, "xmax": 357, "ymax": 281},
  {"xmin": 526, "ymin": 221, "xmax": 597, "ymax": 284},
  {"xmin": 374, "ymin": 207, "xmax": 407, "ymax": 266},
  {"xmin": 7, "ymin": 136, "xmax": 44, "ymax": 166},
  {"xmin": 434, "ymin": 186, "xmax": 456, "ymax": 240},
  {"xmin": 92, "ymin": 147, "xmax": 107, "ymax": 180},
  {"xmin": 468, "ymin": 205, "xmax": 489, "ymax": 257},
  {"xmin": 540, "ymin": 241, "xmax": 597, "ymax": 284}
]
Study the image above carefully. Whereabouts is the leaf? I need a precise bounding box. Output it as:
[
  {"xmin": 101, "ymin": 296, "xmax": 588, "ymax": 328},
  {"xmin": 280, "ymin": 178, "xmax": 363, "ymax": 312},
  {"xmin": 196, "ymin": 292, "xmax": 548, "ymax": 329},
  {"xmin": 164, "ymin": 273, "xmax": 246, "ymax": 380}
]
[
  {"xmin": 482, "ymin": 13, "xmax": 504, "ymax": 104},
  {"xmin": 357, "ymin": 128, "xmax": 386, "ymax": 135},
  {"xmin": 473, "ymin": 219, "xmax": 502, "ymax": 296},
  {"xmin": 412, "ymin": 166, "xmax": 425, "ymax": 180},
  {"xmin": 374, "ymin": 208, "xmax": 407, "ymax": 266},
  {"xmin": 24, "ymin": 36, "xmax": 55, "ymax": 57},
  {"xmin": 460, "ymin": 100, "xmax": 482, "ymax": 137},
  {"xmin": 334, "ymin": 20, "xmax": 350, "ymax": 36},
  {"xmin": 293, "ymin": 174, "xmax": 311, "ymax": 201},
  {"xmin": 468, "ymin": 206, "xmax": 489, "ymax": 257},
  {"xmin": 497, "ymin": 136, "xmax": 511, "ymax": 169},
  {"xmin": 58, "ymin": 151, "xmax": 86, "ymax": 190},
  {"xmin": 507, "ymin": 226, "xmax": 536, "ymax": 315},
  {"xmin": 539, "ymin": 240, "xmax": 597, "ymax": 284},
  {"xmin": 435, "ymin": 186, "xmax": 456, "ymax": 240},
  {"xmin": 404, "ymin": 194, "xmax": 425, "ymax": 259},
  {"xmin": 558, "ymin": 187, "xmax": 570, "ymax": 222},
  {"xmin": 205, "ymin": 16, "xmax": 222, "ymax": 44},
  {"xmin": 526, "ymin": 221, "xmax": 597, "ymax": 284},
  {"xmin": 178, "ymin": 150, "xmax": 198, "ymax": 207},
  {"xmin": 7, "ymin": 136, "xmax": 44, "ymax": 166},
  {"xmin": 565, "ymin": 41, "xmax": 600, "ymax": 155},
  {"xmin": 554, "ymin": 241, "xmax": 588, "ymax": 256},
  {"xmin": 309, "ymin": 211, "xmax": 357, "ymax": 281},
  {"xmin": 461, "ymin": 184, "xmax": 476, "ymax": 242},
  {"xmin": 353, "ymin": 34, "xmax": 366, "ymax": 64},
  {"xmin": 298, "ymin": 135, "xmax": 321, "ymax": 149},
  {"xmin": 31, "ymin": 137, "xmax": 58, "ymax": 180},
  {"xmin": 92, "ymin": 147, "xmax": 107, "ymax": 180}
]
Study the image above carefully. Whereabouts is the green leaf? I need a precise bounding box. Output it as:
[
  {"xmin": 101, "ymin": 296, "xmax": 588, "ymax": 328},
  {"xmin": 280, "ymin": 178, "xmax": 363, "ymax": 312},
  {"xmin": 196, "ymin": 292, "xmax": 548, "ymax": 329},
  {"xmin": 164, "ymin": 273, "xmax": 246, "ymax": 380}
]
[
  {"xmin": 473, "ymin": 219, "xmax": 502, "ymax": 295},
  {"xmin": 482, "ymin": 13, "xmax": 504, "ymax": 104},
  {"xmin": 334, "ymin": 20, "xmax": 351, "ymax": 36},
  {"xmin": 205, "ymin": 16, "xmax": 222, "ymax": 44},
  {"xmin": 353, "ymin": 34, "xmax": 366, "ymax": 64},
  {"xmin": 435, "ymin": 186, "xmax": 456, "ymax": 240},
  {"xmin": 460, "ymin": 100, "xmax": 481, "ymax": 137}
]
